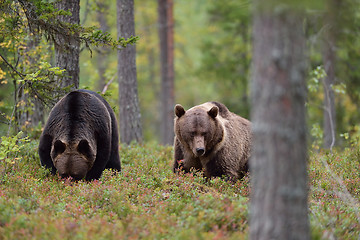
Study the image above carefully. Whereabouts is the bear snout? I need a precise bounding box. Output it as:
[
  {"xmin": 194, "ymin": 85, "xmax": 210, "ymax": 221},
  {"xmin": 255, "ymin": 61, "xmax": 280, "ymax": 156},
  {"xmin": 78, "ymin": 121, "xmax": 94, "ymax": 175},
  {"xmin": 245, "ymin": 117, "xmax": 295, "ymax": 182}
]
[
  {"xmin": 196, "ymin": 148, "xmax": 205, "ymax": 156},
  {"xmin": 58, "ymin": 168, "xmax": 87, "ymax": 181},
  {"xmin": 59, "ymin": 172, "xmax": 84, "ymax": 181},
  {"xmin": 193, "ymin": 146, "xmax": 206, "ymax": 157},
  {"xmin": 193, "ymin": 136, "xmax": 206, "ymax": 157},
  {"xmin": 55, "ymin": 154, "xmax": 90, "ymax": 181}
]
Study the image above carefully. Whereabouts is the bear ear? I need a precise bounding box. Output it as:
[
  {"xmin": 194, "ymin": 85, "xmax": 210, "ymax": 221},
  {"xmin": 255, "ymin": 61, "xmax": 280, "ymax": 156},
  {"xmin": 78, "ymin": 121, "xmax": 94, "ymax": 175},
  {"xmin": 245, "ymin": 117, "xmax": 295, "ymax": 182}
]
[
  {"xmin": 174, "ymin": 104, "xmax": 186, "ymax": 118},
  {"xmin": 53, "ymin": 140, "xmax": 66, "ymax": 155},
  {"xmin": 77, "ymin": 139, "xmax": 90, "ymax": 155},
  {"xmin": 208, "ymin": 106, "xmax": 219, "ymax": 118}
]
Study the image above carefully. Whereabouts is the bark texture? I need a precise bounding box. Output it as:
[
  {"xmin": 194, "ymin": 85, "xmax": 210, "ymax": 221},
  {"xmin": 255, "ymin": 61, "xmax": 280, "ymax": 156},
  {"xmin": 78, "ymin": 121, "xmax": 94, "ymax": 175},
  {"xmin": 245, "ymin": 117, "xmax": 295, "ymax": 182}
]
[
  {"xmin": 54, "ymin": 0, "xmax": 80, "ymax": 90},
  {"xmin": 249, "ymin": 3, "xmax": 310, "ymax": 240},
  {"xmin": 158, "ymin": 0, "xmax": 174, "ymax": 145},
  {"xmin": 117, "ymin": 0, "xmax": 143, "ymax": 144}
]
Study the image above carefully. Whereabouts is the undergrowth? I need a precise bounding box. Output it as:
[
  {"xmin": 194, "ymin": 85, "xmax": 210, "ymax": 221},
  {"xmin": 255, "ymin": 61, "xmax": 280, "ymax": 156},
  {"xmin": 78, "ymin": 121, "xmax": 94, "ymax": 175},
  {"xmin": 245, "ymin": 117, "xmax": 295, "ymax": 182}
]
[{"xmin": 0, "ymin": 134, "xmax": 359, "ymax": 239}]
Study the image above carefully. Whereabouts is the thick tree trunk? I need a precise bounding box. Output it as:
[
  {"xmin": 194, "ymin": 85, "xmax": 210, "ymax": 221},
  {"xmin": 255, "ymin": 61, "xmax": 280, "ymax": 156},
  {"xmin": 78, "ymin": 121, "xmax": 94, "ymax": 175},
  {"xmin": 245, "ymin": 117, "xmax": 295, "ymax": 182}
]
[
  {"xmin": 117, "ymin": 0, "xmax": 143, "ymax": 144},
  {"xmin": 249, "ymin": 3, "xmax": 310, "ymax": 240},
  {"xmin": 54, "ymin": 0, "xmax": 80, "ymax": 91},
  {"xmin": 158, "ymin": 0, "xmax": 175, "ymax": 145}
]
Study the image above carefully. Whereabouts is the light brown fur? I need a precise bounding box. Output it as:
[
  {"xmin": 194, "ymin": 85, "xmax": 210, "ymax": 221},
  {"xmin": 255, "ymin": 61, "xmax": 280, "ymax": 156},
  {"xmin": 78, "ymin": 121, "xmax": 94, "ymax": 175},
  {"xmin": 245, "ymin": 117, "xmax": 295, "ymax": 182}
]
[{"xmin": 173, "ymin": 101, "xmax": 252, "ymax": 181}]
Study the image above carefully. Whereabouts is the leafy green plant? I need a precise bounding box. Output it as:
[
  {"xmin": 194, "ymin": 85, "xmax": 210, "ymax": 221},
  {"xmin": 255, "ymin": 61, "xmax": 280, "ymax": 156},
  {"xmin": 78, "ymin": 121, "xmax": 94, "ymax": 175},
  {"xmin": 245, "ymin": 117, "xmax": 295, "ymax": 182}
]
[
  {"xmin": 309, "ymin": 149, "xmax": 360, "ymax": 239},
  {"xmin": 308, "ymin": 66, "xmax": 326, "ymax": 93},
  {"xmin": 310, "ymin": 123, "xmax": 324, "ymax": 150},
  {"xmin": 0, "ymin": 140, "xmax": 359, "ymax": 239},
  {"xmin": 0, "ymin": 131, "xmax": 30, "ymax": 179},
  {"xmin": 0, "ymin": 0, "xmax": 139, "ymax": 134}
]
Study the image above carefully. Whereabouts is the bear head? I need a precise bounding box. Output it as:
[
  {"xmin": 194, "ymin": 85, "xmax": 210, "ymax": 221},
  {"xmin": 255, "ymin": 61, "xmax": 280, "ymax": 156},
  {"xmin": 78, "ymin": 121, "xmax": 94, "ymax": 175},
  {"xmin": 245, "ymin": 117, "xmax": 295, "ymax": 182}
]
[
  {"xmin": 50, "ymin": 139, "xmax": 96, "ymax": 180},
  {"xmin": 174, "ymin": 103, "xmax": 224, "ymax": 157}
]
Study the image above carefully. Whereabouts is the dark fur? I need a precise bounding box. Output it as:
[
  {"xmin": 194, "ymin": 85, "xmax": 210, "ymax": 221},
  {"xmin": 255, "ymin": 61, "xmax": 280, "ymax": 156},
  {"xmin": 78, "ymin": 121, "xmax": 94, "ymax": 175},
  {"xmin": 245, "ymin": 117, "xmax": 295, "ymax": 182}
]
[
  {"xmin": 173, "ymin": 102, "xmax": 252, "ymax": 181},
  {"xmin": 38, "ymin": 89, "xmax": 121, "ymax": 180}
]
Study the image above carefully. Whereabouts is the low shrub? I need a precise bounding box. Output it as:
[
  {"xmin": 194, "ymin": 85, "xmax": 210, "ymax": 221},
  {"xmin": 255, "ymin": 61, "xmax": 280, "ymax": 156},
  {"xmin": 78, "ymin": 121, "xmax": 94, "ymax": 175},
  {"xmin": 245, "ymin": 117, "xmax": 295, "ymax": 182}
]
[{"xmin": 0, "ymin": 135, "xmax": 359, "ymax": 239}]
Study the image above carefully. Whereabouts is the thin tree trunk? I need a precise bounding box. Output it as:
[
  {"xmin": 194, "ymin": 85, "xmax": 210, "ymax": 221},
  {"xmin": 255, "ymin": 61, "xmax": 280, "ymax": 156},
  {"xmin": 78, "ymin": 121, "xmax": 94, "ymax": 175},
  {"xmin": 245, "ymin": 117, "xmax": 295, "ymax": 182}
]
[
  {"xmin": 323, "ymin": 0, "xmax": 339, "ymax": 150},
  {"xmin": 96, "ymin": 1, "xmax": 110, "ymax": 92},
  {"xmin": 158, "ymin": 0, "xmax": 174, "ymax": 145},
  {"xmin": 54, "ymin": 0, "xmax": 80, "ymax": 91},
  {"xmin": 249, "ymin": 2, "xmax": 310, "ymax": 240},
  {"xmin": 17, "ymin": 89, "xmax": 44, "ymax": 128},
  {"xmin": 117, "ymin": 0, "xmax": 143, "ymax": 144},
  {"xmin": 323, "ymin": 42, "xmax": 336, "ymax": 150},
  {"xmin": 17, "ymin": 35, "xmax": 44, "ymax": 129}
]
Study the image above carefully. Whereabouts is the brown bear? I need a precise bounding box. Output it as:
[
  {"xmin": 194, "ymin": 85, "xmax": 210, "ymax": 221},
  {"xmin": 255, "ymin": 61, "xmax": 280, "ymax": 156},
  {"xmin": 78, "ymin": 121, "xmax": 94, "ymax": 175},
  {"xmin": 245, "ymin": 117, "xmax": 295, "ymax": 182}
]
[
  {"xmin": 173, "ymin": 101, "xmax": 251, "ymax": 181},
  {"xmin": 38, "ymin": 89, "xmax": 121, "ymax": 181}
]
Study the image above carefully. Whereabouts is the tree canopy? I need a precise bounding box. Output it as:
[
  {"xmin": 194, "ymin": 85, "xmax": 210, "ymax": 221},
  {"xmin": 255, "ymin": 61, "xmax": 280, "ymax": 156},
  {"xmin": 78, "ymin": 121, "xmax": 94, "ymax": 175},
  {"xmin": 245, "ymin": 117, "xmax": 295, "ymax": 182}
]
[{"xmin": 1, "ymin": 0, "xmax": 360, "ymax": 145}]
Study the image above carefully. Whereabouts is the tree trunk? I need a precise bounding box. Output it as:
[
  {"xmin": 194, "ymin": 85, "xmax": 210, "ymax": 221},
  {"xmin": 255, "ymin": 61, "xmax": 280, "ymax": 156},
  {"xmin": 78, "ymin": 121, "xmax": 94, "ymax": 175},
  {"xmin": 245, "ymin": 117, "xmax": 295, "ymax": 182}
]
[
  {"xmin": 17, "ymin": 89, "xmax": 44, "ymax": 129},
  {"xmin": 96, "ymin": 1, "xmax": 110, "ymax": 92},
  {"xmin": 249, "ymin": 2, "xmax": 310, "ymax": 240},
  {"xmin": 54, "ymin": 0, "xmax": 80, "ymax": 91},
  {"xmin": 158, "ymin": 0, "xmax": 175, "ymax": 145},
  {"xmin": 323, "ymin": 42, "xmax": 336, "ymax": 150},
  {"xmin": 17, "ymin": 35, "xmax": 45, "ymax": 130},
  {"xmin": 323, "ymin": 0, "xmax": 339, "ymax": 150},
  {"xmin": 117, "ymin": 0, "xmax": 143, "ymax": 144}
]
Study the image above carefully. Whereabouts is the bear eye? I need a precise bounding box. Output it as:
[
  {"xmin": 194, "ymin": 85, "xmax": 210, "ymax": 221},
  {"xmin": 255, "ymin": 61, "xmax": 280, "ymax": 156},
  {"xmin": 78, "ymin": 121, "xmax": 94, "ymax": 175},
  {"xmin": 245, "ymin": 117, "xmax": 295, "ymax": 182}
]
[
  {"xmin": 52, "ymin": 140, "xmax": 66, "ymax": 159},
  {"xmin": 54, "ymin": 140, "xmax": 66, "ymax": 155},
  {"xmin": 77, "ymin": 140, "xmax": 91, "ymax": 155}
]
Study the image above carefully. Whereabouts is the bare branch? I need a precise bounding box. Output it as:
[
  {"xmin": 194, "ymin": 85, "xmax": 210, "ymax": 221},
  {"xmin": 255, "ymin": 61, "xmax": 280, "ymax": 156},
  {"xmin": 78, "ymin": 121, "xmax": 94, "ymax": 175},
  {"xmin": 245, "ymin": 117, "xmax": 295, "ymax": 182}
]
[
  {"xmin": 0, "ymin": 53, "xmax": 25, "ymax": 78},
  {"xmin": 101, "ymin": 74, "xmax": 116, "ymax": 94}
]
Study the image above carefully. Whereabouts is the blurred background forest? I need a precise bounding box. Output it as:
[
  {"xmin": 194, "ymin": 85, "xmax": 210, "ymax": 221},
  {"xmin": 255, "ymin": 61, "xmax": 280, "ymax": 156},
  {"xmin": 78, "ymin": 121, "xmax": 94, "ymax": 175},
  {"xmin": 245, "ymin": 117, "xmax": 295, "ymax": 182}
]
[{"xmin": 1, "ymin": 0, "xmax": 360, "ymax": 147}]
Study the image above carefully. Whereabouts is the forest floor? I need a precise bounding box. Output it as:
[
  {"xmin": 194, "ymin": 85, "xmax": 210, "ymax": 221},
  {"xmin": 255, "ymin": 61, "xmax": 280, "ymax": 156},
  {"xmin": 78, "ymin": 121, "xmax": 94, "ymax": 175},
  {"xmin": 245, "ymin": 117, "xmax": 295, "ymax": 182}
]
[{"xmin": 0, "ymin": 138, "xmax": 359, "ymax": 239}]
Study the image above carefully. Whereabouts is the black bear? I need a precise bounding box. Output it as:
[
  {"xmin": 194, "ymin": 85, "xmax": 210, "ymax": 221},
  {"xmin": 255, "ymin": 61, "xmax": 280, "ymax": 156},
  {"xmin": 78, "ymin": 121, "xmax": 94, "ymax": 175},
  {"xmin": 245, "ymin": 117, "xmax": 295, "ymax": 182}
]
[
  {"xmin": 38, "ymin": 89, "xmax": 121, "ymax": 180},
  {"xmin": 173, "ymin": 102, "xmax": 252, "ymax": 181}
]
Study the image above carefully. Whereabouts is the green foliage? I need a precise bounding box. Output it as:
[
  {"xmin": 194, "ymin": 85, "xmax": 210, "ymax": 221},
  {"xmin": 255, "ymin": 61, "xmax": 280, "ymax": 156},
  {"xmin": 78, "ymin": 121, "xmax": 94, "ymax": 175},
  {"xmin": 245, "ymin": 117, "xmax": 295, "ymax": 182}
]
[
  {"xmin": 198, "ymin": 0, "xmax": 251, "ymax": 117},
  {"xmin": 254, "ymin": 0, "xmax": 325, "ymax": 13},
  {"xmin": 309, "ymin": 148, "xmax": 360, "ymax": 239},
  {"xmin": 0, "ymin": 131, "xmax": 29, "ymax": 163},
  {"xmin": 12, "ymin": 0, "xmax": 137, "ymax": 51},
  {"xmin": 76, "ymin": 0, "xmax": 360, "ymax": 143},
  {"xmin": 0, "ymin": 131, "xmax": 31, "ymax": 181},
  {"xmin": 0, "ymin": 141, "xmax": 250, "ymax": 239},
  {"xmin": 0, "ymin": 134, "xmax": 359, "ymax": 239},
  {"xmin": 19, "ymin": 62, "xmax": 68, "ymax": 104},
  {"xmin": 306, "ymin": 65, "xmax": 359, "ymax": 148},
  {"xmin": 308, "ymin": 66, "xmax": 326, "ymax": 93},
  {"xmin": 0, "ymin": 0, "xmax": 138, "ymax": 135},
  {"xmin": 310, "ymin": 123, "xmax": 323, "ymax": 150}
]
